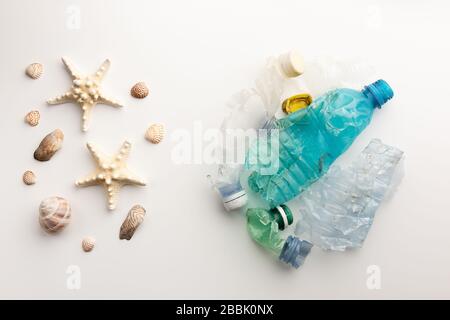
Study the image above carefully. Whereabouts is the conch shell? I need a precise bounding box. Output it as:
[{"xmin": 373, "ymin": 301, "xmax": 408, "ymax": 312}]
[
  {"xmin": 34, "ymin": 129, "xmax": 64, "ymax": 161},
  {"xmin": 39, "ymin": 196, "xmax": 71, "ymax": 233},
  {"xmin": 119, "ymin": 205, "xmax": 146, "ymax": 240}
]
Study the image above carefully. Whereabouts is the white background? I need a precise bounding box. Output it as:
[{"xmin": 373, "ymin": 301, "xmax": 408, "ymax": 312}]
[{"xmin": 0, "ymin": 0, "xmax": 449, "ymax": 299}]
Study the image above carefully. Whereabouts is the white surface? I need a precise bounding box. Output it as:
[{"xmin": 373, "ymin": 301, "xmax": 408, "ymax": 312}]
[{"xmin": 1, "ymin": 0, "xmax": 449, "ymax": 299}]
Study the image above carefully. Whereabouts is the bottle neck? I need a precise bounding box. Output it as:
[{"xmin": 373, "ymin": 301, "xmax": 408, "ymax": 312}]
[{"xmin": 361, "ymin": 79, "xmax": 394, "ymax": 109}]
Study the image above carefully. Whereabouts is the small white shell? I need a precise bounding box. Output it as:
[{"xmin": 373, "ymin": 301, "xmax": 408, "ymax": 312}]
[
  {"xmin": 26, "ymin": 63, "xmax": 43, "ymax": 79},
  {"xmin": 130, "ymin": 82, "xmax": 149, "ymax": 99},
  {"xmin": 25, "ymin": 110, "xmax": 40, "ymax": 127},
  {"xmin": 82, "ymin": 236, "xmax": 95, "ymax": 252},
  {"xmin": 145, "ymin": 124, "xmax": 164, "ymax": 144},
  {"xmin": 119, "ymin": 205, "xmax": 146, "ymax": 240},
  {"xmin": 39, "ymin": 196, "xmax": 71, "ymax": 233},
  {"xmin": 23, "ymin": 170, "xmax": 36, "ymax": 185}
]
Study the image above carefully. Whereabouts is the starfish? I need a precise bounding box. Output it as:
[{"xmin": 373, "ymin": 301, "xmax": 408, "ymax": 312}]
[
  {"xmin": 75, "ymin": 141, "xmax": 146, "ymax": 210},
  {"xmin": 47, "ymin": 57, "xmax": 124, "ymax": 132}
]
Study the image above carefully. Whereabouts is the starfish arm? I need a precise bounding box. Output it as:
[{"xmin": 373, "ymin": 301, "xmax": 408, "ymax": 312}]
[
  {"xmin": 105, "ymin": 181, "xmax": 121, "ymax": 210},
  {"xmin": 86, "ymin": 142, "xmax": 106, "ymax": 165},
  {"xmin": 81, "ymin": 103, "xmax": 94, "ymax": 132},
  {"xmin": 93, "ymin": 59, "xmax": 111, "ymax": 81},
  {"xmin": 98, "ymin": 93, "xmax": 124, "ymax": 108},
  {"xmin": 113, "ymin": 141, "xmax": 132, "ymax": 162},
  {"xmin": 62, "ymin": 57, "xmax": 81, "ymax": 79},
  {"xmin": 118, "ymin": 168, "xmax": 147, "ymax": 186},
  {"xmin": 47, "ymin": 91, "xmax": 74, "ymax": 105},
  {"xmin": 75, "ymin": 172, "xmax": 101, "ymax": 187}
]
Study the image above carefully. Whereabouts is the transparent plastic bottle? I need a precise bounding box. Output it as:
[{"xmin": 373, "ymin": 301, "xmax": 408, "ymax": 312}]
[
  {"xmin": 295, "ymin": 139, "xmax": 405, "ymax": 251},
  {"xmin": 246, "ymin": 79, "xmax": 394, "ymax": 208},
  {"xmin": 246, "ymin": 205, "xmax": 312, "ymax": 268},
  {"xmin": 208, "ymin": 51, "xmax": 305, "ymax": 211}
]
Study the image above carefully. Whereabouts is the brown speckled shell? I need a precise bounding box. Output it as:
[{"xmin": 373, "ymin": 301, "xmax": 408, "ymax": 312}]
[
  {"xmin": 145, "ymin": 124, "xmax": 164, "ymax": 144},
  {"xmin": 130, "ymin": 82, "xmax": 149, "ymax": 99},
  {"xmin": 25, "ymin": 110, "xmax": 40, "ymax": 126},
  {"xmin": 23, "ymin": 170, "xmax": 36, "ymax": 185}
]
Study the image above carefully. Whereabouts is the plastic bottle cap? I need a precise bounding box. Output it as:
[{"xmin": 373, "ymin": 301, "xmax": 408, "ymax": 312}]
[
  {"xmin": 270, "ymin": 205, "xmax": 294, "ymax": 230},
  {"xmin": 222, "ymin": 190, "xmax": 248, "ymax": 211},
  {"xmin": 362, "ymin": 79, "xmax": 394, "ymax": 108},
  {"xmin": 278, "ymin": 50, "xmax": 304, "ymax": 78}
]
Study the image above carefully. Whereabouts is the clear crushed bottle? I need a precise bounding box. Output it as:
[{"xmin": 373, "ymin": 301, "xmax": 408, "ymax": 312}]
[{"xmin": 295, "ymin": 139, "xmax": 405, "ymax": 251}]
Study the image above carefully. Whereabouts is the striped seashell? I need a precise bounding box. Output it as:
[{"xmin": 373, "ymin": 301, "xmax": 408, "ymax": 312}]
[
  {"xmin": 82, "ymin": 236, "xmax": 96, "ymax": 252},
  {"xmin": 145, "ymin": 123, "xmax": 164, "ymax": 144},
  {"xmin": 39, "ymin": 196, "xmax": 71, "ymax": 233},
  {"xmin": 119, "ymin": 205, "xmax": 146, "ymax": 240},
  {"xmin": 25, "ymin": 110, "xmax": 40, "ymax": 127},
  {"xmin": 130, "ymin": 82, "xmax": 149, "ymax": 99},
  {"xmin": 26, "ymin": 63, "xmax": 43, "ymax": 79},
  {"xmin": 23, "ymin": 170, "xmax": 36, "ymax": 185}
]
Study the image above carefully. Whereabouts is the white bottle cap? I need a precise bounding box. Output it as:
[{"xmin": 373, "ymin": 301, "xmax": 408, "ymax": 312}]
[
  {"xmin": 278, "ymin": 50, "xmax": 304, "ymax": 78},
  {"xmin": 222, "ymin": 190, "xmax": 248, "ymax": 211}
]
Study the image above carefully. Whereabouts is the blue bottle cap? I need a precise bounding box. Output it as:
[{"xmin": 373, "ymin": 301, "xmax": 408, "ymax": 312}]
[
  {"xmin": 362, "ymin": 79, "xmax": 394, "ymax": 108},
  {"xmin": 278, "ymin": 236, "xmax": 313, "ymax": 268}
]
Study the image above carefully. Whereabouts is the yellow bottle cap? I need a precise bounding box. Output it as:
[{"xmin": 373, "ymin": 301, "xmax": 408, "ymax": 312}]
[{"xmin": 282, "ymin": 93, "xmax": 313, "ymax": 114}]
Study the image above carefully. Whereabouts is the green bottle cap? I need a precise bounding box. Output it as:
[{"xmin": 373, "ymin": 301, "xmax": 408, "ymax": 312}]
[{"xmin": 269, "ymin": 205, "xmax": 293, "ymax": 230}]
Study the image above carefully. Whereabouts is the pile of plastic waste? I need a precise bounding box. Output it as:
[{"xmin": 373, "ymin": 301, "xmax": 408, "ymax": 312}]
[{"xmin": 208, "ymin": 50, "xmax": 404, "ymax": 269}]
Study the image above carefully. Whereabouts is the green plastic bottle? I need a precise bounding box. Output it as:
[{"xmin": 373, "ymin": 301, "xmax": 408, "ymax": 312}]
[{"xmin": 246, "ymin": 205, "xmax": 312, "ymax": 268}]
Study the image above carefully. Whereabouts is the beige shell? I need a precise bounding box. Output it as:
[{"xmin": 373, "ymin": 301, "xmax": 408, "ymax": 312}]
[
  {"xmin": 145, "ymin": 124, "xmax": 164, "ymax": 144},
  {"xmin": 25, "ymin": 110, "xmax": 40, "ymax": 127},
  {"xmin": 26, "ymin": 63, "xmax": 43, "ymax": 79},
  {"xmin": 39, "ymin": 196, "xmax": 71, "ymax": 233},
  {"xmin": 82, "ymin": 236, "xmax": 96, "ymax": 252},
  {"xmin": 119, "ymin": 205, "xmax": 146, "ymax": 240},
  {"xmin": 34, "ymin": 129, "xmax": 64, "ymax": 161},
  {"xmin": 130, "ymin": 82, "xmax": 149, "ymax": 99},
  {"xmin": 23, "ymin": 170, "xmax": 36, "ymax": 185}
]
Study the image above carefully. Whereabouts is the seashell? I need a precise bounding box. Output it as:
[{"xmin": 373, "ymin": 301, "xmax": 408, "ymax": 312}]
[
  {"xmin": 39, "ymin": 196, "xmax": 71, "ymax": 233},
  {"xmin": 130, "ymin": 82, "xmax": 149, "ymax": 99},
  {"xmin": 23, "ymin": 170, "xmax": 36, "ymax": 185},
  {"xmin": 24, "ymin": 110, "xmax": 40, "ymax": 127},
  {"xmin": 25, "ymin": 63, "xmax": 43, "ymax": 79},
  {"xmin": 82, "ymin": 236, "xmax": 95, "ymax": 252},
  {"xmin": 119, "ymin": 205, "xmax": 146, "ymax": 240},
  {"xmin": 145, "ymin": 123, "xmax": 164, "ymax": 144},
  {"xmin": 34, "ymin": 129, "xmax": 64, "ymax": 161}
]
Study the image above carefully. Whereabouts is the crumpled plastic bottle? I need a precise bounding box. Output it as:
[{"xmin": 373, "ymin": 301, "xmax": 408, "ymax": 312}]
[
  {"xmin": 246, "ymin": 79, "xmax": 394, "ymax": 208},
  {"xmin": 246, "ymin": 205, "xmax": 312, "ymax": 268},
  {"xmin": 295, "ymin": 139, "xmax": 404, "ymax": 251},
  {"xmin": 208, "ymin": 51, "xmax": 305, "ymax": 211}
]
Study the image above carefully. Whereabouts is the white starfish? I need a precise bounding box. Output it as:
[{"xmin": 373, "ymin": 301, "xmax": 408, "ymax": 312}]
[
  {"xmin": 47, "ymin": 57, "xmax": 124, "ymax": 132},
  {"xmin": 75, "ymin": 141, "xmax": 146, "ymax": 210}
]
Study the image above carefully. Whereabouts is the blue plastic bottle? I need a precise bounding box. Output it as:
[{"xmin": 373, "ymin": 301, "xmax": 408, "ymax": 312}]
[{"xmin": 246, "ymin": 79, "xmax": 394, "ymax": 208}]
